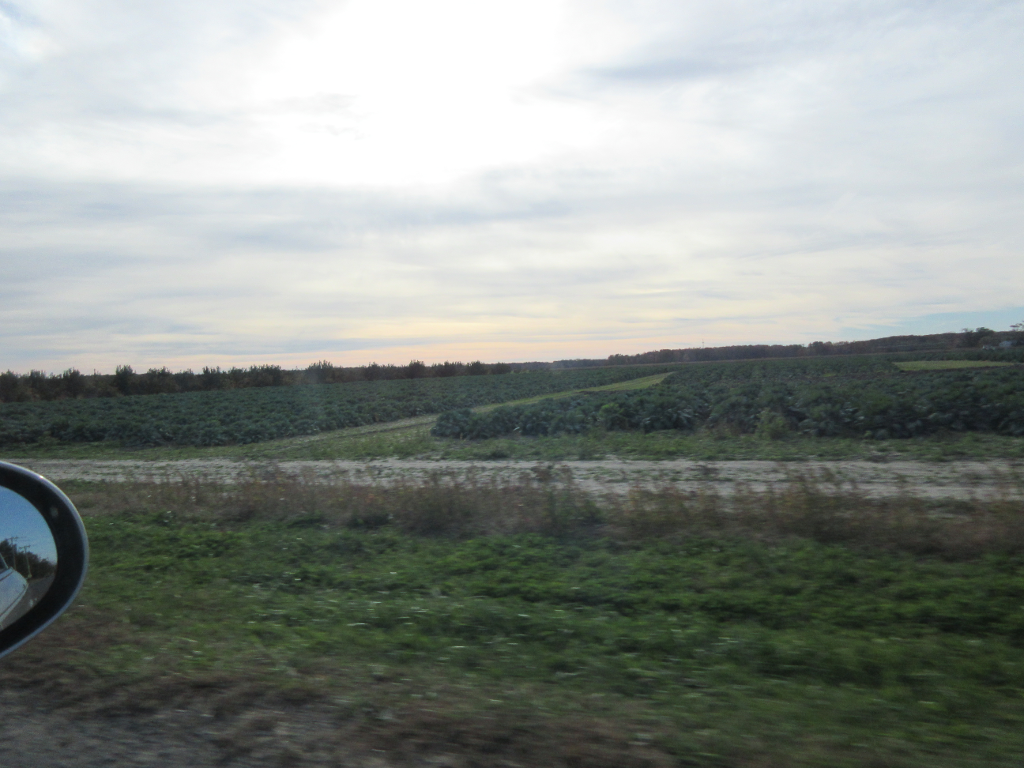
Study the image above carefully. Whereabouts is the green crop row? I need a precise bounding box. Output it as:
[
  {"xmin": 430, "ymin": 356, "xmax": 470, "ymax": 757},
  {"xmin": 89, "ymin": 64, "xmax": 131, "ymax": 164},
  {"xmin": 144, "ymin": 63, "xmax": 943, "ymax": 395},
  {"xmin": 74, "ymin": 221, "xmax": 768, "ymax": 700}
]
[
  {"xmin": 0, "ymin": 364, "xmax": 677, "ymax": 448},
  {"xmin": 433, "ymin": 356, "xmax": 1024, "ymax": 440}
]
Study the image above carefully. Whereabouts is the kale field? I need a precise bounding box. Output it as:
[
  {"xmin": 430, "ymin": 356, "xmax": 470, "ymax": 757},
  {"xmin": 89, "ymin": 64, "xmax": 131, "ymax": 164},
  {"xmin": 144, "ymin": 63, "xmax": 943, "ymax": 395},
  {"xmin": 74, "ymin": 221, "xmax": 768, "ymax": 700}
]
[
  {"xmin": 3, "ymin": 351, "xmax": 1023, "ymax": 460},
  {"xmin": 0, "ymin": 364, "xmax": 676, "ymax": 449},
  {"xmin": 434, "ymin": 354, "xmax": 1024, "ymax": 441}
]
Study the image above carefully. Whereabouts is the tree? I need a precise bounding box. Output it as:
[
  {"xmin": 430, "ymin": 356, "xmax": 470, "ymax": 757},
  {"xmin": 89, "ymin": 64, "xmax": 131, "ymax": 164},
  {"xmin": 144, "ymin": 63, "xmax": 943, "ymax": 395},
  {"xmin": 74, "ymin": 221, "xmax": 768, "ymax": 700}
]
[
  {"xmin": 958, "ymin": 327, "xmax": 995, "ymax": 348},
  {"xmin": 59, "ymin": 368, "xmax": 86, "ymax": 398},
  {"xmin": 433, "ymin": 361, "xmax": 463, "ymax": 377},
  {"xmin": 305, "ymin": 360, "xmax": 335, "ymax": 384},
  {"xmin": 0, "ymin": 371, "xmax": 27, "ymax": 403},
  {"xmin": 114, "ymin": 365, "xmax": 135, "ymax": 395},
  {"xmin": 201, "ymin": 366, "xmax": 224, "ymax": 390},
  {"xmin": 248, "ymin": 365, "xmax": 284, "ymax": 387}
]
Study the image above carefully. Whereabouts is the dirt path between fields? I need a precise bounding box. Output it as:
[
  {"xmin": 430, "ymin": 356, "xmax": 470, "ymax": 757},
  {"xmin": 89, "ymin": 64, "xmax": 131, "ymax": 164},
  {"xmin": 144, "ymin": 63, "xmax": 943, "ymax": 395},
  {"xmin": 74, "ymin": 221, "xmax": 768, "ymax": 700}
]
[{"xmin": 10, "ymin": 457, "xmax": 1024, "ymax": 500}]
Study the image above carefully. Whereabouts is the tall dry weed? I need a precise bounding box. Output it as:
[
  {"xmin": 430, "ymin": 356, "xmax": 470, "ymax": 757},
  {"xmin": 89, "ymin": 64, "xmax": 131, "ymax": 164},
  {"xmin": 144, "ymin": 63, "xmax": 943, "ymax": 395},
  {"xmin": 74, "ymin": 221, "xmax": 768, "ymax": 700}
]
[
  {"xmin": 69, "ymin": 464, "xmax": 1024, "ymax": 558},
  {"xmin": 71, "ymin": 463, "xmax": 603, "ymax": 539}
]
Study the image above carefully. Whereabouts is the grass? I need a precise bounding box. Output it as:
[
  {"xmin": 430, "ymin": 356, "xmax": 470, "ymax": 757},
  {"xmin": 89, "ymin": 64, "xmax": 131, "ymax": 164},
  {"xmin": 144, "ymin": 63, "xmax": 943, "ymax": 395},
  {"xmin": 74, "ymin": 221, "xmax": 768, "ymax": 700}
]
[
  {"xmin": 7, "ymin": 424, "xmax": 1024, "ymax": 463},
  {"xmin": 464, "ymin": 371, "xmax": 671, "ymax": 409},
  {"xmin": 580, "ymin": 372, "xmax": 672, "ymax": 392},
  {"xmin": 5, "ymin": 471, "xmax": 1024, "ymax": 766},
  {"xmin": 434, "ymin": 429, "xmax": 1024, "ymax": 462},
  {"xmin": 894, "ymin": 360, "xmax": 1017, "ymax": 371}
]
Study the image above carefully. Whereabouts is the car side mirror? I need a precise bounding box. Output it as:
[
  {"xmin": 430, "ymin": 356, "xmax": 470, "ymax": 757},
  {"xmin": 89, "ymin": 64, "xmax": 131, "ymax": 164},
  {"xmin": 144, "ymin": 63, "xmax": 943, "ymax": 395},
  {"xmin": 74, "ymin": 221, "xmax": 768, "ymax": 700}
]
[{"xmin": 0, "ymin": 461, "xmax": 88, "ymax": 659}]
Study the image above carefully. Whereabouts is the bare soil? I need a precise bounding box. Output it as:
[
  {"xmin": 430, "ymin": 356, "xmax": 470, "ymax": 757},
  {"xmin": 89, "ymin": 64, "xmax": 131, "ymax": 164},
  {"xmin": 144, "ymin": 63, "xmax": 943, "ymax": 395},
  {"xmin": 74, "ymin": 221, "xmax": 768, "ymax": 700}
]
[
  {"xmin": 11, "ymin": 457, "xmax": 1024, "ymax": 501},
  {"xmin": 0, "ymin": 691, "xmax": 673, "ymax": 768},
  {"xmin": 0, "ymin": 618, "xmax": 673, "ymax": 768}
]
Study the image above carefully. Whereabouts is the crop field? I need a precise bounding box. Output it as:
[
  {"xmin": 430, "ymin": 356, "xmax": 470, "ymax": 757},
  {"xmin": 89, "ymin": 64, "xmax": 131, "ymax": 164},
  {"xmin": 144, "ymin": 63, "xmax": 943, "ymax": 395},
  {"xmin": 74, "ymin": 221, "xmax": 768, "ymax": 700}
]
[
  {"xmin": 5, "ymin": 354, "xmax": 1024, "ymax": 463},
  {"xmin": 6, "ymin": 469, "xmax": 1024, "ymax": 767},
  {"xmin": 894, "ymin": 360, "xmax": 1017, "ymax": 371},
  {"xmin": 0, "ymin": 364, "xmax": 678, "ymax": 450},
  {"xmin": 434, "ymin": 354, "xmax": 1024, "ymax": 442}
]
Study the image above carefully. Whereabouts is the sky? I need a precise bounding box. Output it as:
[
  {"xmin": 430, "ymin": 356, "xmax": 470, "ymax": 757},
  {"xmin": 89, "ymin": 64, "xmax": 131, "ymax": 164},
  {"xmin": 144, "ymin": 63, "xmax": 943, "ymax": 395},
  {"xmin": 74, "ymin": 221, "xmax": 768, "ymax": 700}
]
[
  {"xmin": 1, "ymin": 0, "xmax": 1022, "ymax": 373},
  {"xmin": 0, "ymin": 488, "xmax": 57, "ymax": 566}
]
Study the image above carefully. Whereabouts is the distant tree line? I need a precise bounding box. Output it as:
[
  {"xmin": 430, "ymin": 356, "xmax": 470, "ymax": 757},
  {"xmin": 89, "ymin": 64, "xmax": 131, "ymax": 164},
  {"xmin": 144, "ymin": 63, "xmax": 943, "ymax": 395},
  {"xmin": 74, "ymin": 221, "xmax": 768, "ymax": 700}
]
[
  {"xmin": 0, "ymin": 359, "xmax": 514, "ymax": 403},
  {"xmin": 2, "ymin": 326, "xmax": 1019, "ymax": 404},
  {"xmin": 602, "ymin": 328, "xmax": 1020, "ymax": 368}
]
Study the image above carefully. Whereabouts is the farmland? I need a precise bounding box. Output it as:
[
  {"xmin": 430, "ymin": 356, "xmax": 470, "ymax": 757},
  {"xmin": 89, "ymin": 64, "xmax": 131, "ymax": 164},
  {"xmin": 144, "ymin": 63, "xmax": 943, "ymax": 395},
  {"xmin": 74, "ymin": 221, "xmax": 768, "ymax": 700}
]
[
  {"xmin": 0, "ymin": 364, "xmax": 678, "ymax": 450},
  {"xmin": 2, "ymin": 353, "xmax": 1023, "ymax": 463},
  {"xmin": 6, "ymin": 469, "xmax": 1024, "ymax": 767},
  {"xmin": 433, "ymin": 354, "xmax": 1024, "ymax": 442},
  {"xmin": 3, "ymin": 349, "xmax": 1024, "ymax": 766}
]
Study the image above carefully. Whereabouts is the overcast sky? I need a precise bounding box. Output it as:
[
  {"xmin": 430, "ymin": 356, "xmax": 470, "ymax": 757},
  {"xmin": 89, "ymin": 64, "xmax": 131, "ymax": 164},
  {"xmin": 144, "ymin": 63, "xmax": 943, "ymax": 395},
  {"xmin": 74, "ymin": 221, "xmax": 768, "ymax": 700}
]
[{"xmin": 2, "ymin": 0, "xmax": 1022, "ymax": 373}]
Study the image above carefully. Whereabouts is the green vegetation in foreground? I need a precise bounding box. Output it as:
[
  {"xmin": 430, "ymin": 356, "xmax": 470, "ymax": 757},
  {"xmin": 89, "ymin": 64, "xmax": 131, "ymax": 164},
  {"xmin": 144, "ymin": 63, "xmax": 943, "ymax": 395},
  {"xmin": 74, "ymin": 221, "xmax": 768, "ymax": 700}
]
[
  {"xmin": 6, "ymin": 423, "xmax": 1024, "ymax": 463},
  {"xmin": 433, "ymin": 428, "xmax": 1024, "ymax": 462},
  {"xmin": 51, "ymin": 486, "xmax": 1024, "ymax": 767},
  {"xmin": 895, "ymin": 360, "xmax": 1017, "ymax": 371}
]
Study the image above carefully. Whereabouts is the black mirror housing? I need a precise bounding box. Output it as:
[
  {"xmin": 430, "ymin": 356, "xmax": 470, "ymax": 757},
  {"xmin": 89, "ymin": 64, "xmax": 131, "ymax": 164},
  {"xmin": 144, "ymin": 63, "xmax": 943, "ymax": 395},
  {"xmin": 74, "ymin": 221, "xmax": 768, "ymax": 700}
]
[{"xmin": 0, "ymin": 461, "xmax": 89, "ymax": 659}]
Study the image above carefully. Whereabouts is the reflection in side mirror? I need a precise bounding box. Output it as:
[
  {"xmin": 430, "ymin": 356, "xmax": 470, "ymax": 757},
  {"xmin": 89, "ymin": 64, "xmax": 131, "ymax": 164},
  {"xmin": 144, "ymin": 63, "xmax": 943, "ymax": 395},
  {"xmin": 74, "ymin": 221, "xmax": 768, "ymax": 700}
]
[
  {"xmin": 0, "ymin": 487, "xmax": 58, "ymax": 630},
  {"xmin": 0, "ymin": 461, "xmax": 88, "ymax": 659}
]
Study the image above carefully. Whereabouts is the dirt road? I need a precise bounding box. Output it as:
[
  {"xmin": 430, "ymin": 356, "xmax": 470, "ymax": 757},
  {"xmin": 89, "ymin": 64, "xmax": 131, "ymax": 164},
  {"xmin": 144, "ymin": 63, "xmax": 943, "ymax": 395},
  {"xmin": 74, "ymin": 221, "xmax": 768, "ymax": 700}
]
[{"xmin": 10, "ymin": 457, "xmax": 1024, "ymax": 500}]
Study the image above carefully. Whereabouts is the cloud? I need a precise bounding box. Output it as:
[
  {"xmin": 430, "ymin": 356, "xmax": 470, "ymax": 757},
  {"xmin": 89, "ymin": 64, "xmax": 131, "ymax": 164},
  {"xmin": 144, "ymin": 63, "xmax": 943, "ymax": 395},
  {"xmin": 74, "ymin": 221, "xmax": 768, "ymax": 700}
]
[{"xmin": 1, "ymin": 1, "xmax": 1022, "ymax": 372}]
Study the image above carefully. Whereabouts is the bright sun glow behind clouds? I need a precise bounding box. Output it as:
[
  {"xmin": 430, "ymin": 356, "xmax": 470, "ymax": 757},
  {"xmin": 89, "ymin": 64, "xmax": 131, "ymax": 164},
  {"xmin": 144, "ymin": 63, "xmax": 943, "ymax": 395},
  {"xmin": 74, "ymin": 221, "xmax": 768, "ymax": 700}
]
[{"xmin": 174, "ymin": 0, "xmax": 604, "ymax": 186}]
